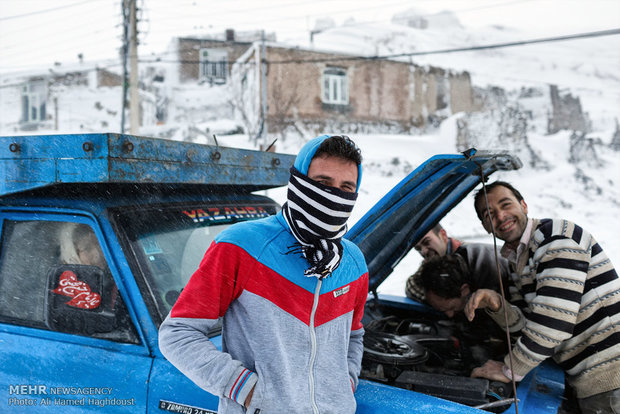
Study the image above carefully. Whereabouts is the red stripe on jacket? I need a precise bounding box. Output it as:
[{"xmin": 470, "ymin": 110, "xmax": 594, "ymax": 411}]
[
  {"xmin": 171, "ymin": 241, "xmax": 368, "ymax": 330},
  {"xmin": 171, "ymin": 241, "xmax": 251, "ymax": 319}
]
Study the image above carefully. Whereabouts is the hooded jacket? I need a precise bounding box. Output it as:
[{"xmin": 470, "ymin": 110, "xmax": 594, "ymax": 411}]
[{"xmin": 159, "ymin": 135, "xmax": 369, "ymax": 413}]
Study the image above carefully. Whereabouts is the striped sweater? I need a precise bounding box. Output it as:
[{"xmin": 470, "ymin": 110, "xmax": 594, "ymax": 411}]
[
  {"xmin": 159, "ymin": 212, "xmax": 369, "ymax": 413},
  {"xmin": 500, "ymin": 218, "xmax": 620, "ymax": 399}
]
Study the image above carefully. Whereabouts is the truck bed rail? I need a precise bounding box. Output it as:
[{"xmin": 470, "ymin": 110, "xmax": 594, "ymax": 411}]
[{"xmin": 0, "ymin": 133, "xmax": 295, "ymax": 195}]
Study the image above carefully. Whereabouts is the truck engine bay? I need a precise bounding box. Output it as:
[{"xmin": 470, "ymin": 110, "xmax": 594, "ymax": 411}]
[{"xmin": 361, "ymin": 299, "xmax": 516, "ymax": 412}]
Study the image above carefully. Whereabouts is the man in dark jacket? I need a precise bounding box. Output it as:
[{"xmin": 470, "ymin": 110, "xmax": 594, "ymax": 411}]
[
  {"xmin": 413, "ymin": 224, "xmax": 462, "ymax": 260},
  {"xmin": 417, "ymin": 253, "xmax": 513, "ymax": 320},
  {"xmin": 405, "ymin": 224, "xmax": 511, "ymax": 304}
]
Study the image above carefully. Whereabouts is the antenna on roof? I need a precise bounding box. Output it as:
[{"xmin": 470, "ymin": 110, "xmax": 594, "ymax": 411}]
[{"xmin": 265, "ymin": 138, "xmax": 277, "ymax": 153}]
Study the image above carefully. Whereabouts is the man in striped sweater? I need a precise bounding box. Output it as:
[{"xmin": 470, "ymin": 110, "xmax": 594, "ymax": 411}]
[
  {"xmin": 159, "ymin": 135, "xmax": 369, "ymax": 413},
  {"xmin": 466, "ymin": 181, "xmax": 620, "ymax": 413}
]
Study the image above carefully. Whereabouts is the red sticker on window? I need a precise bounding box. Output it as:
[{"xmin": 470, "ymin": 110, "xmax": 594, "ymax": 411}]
[{"xmin": 52, "ymin": 270, "xmax": 101, "ymax": 309}]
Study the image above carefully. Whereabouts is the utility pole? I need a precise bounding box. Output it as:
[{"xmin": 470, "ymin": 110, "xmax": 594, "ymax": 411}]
[
  {"xmin": 54, "ymin": 97, "xmax": 58, "ymax": 130},
  {"xmin": 128, "ymin": 0, "xmax": 139, "ymax": 134},
  {"xmin": 120, "ymin": 0, "xmax": 129, "ymax": 133},
  {"xmin": 260, "ymin": 30, "xmax": 268, "ymax": 150}
]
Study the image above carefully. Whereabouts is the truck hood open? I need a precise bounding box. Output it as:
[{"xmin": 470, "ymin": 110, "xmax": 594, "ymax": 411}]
[{"xmin": 345, "ymin": 149, "xmax": 522, "ymax": 293}]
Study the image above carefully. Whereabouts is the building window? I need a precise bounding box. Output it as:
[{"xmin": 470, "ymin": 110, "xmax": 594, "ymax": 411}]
[
  {"xmin": 322, "ymin": 67, "xmax": 348, "ymax": 105},
  {"xmin": 200, "ymin": 48, "xmax": 228, "ymax": 84},
  {"xmin": 21, "ymin": 81, "xmax": 47, "ymax": 123}
]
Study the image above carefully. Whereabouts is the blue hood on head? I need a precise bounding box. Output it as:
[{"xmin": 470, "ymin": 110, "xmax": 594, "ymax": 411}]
[{"xmin": 294, "ymin": 134, "xmax": 363, "ymax": 191}]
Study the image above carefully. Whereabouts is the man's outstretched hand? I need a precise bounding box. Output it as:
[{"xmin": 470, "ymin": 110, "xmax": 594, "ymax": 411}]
[
  {"xmin": 471, "ymin": 360, "xmax": 510, "ymax": 383},
  {"xmin": 464, "ymin": 288, "xmax": 502, "ymax": 321}
]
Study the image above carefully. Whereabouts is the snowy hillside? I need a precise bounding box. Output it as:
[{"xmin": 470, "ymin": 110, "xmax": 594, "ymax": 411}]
[{"xmin": 305, "ymin": 9, "xmax": 620, "ymax": 130}]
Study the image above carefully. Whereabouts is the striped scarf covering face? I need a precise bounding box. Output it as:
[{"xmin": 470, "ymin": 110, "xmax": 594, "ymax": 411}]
[{"xmin": 283, "ymin": 167, "xmax": 358, "ymax": 279}]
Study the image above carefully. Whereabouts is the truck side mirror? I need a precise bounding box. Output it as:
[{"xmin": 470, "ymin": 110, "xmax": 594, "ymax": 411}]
[{"xmin": 46, "ymin": 264, "xmax": 115, "ymax": 335}]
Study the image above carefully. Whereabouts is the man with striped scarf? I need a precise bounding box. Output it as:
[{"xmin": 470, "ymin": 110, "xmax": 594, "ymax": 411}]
[
  {"xmin": 466, "ymin": 181, "xmax": 620, "ymax": 413},
  {"xmin": 159, "ymin": 135, "xmax": 369, "ymax": 414}
]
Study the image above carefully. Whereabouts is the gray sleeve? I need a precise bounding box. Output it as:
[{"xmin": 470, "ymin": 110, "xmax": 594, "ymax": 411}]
[
  {"xmin": 158, "ymin": 315, "xmax": 257, "ymax": 405},
  {"xmin": 347, "ymin": 327, "xmax": 364, "ymax": 390}
]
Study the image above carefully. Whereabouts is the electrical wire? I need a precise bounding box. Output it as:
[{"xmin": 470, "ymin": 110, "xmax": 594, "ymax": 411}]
[
  {"xmin": 273, "ymin": 28, "xmax": 620, "ymax": 63},
  {"xmin": 475, "ymin": 166, "xmax": 520, "ymax": 414},
  {"xmin": 136, "ymin": 28, "xmax": 620, "ymax": 66},
  {"xmin": 0, "ymin": 0, "xmax": 103, "ymax": 22},
  {"xmin": 139, "ymin": 0, "xmax": 536, "ymax": 39},
  {"xmin": 0, "ymin": 1, "xmax": 122, "ymax": 69},
  {"xmin": 2, "ymin": 1, "xmax": 616, "ymax": 71},
  {"xmin": 0, "ymin": 62, "xmax": 123, "ymax": 88},
  {"xmin": 3, "ymin": 7, "xmax": 121, "ymax": 37}
]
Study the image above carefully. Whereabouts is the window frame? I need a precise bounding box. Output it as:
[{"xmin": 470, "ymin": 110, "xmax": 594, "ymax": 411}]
[
  {"xmin": 21, "ymin": 81, "xmax": 47, "ymax": 124},
  {"xmin": 199, "ymin": 48, "xmax": 228, "ymax": 84},
  {"xmin": 109, "ymin": 200, "xmax": 279, "ymax": 327},
  {"xmin": 322, "ymin": 67, "xmax": 349, "ymax": 105},
  {"xmin": 0, "ymin": 210, "xmax": 144, "ymax": 350}
]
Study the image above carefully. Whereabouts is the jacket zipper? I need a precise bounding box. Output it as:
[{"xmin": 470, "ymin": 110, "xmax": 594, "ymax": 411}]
[{"xmin": 308, "ymin": 279, "xmax": 322, "ymax": 414}]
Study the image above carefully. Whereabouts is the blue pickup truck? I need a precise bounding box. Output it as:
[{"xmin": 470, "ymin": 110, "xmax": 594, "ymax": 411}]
[{"xmin": 0, "ymin": 133, "xmax": 564, "ymax": 413}]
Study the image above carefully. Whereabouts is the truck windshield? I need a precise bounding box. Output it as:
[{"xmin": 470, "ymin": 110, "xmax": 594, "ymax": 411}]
[{"xmin": 112, "ymin": 200, "xmax": 278, "ymax": 324}]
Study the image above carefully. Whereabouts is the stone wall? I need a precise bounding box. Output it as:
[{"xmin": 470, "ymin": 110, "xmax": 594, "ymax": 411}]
[{"xmin": 548, "ymin": 84, "xmax": 589, "ymax": 134}]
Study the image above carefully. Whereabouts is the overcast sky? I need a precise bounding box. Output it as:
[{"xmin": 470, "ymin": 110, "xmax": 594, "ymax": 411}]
[{"xmin": 1, "ymin": 0, "xmax": 619, "ymax": 72}]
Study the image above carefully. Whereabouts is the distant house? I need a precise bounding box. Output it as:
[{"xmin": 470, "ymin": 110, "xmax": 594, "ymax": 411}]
[
  {"xmin": 235, "ymin": 43, "xmax": 473, "ymax": 137},
  {"xmin": 1, "ymin": 30, "xmax": 475, "ymax": 137},
  {"xmin": 175, "ymin": 30, "xmax": 275, "ymax": 85},
  {"xmin": 0, "ymin": 27, "xmax": 596, "ymax": 140},
  {"xmin": 0, "ymin": 63, "xmax": 129, "ymax": 132},
  {"xmin": 174, "ymin": 30, "xmax": 475, "ymax": 137}
]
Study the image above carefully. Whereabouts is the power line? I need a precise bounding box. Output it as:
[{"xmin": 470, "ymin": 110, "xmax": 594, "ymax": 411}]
[
  {"xmin": 148, "ymin": 0, "xmax": 413, "ymax": 22},
  {"xmin": 0, "ymin": 62, "xmax": 123, "ymax": 89},
  {"xmin": 0, "ymin": 0, "xmax": 104, "ymax": 21},
  {"xmin": 275, "ymin": 28, "xmax": 620, "ymax": 63},
  {"xmin": 382, "ymin": 28, "xmax": 620, "ymax": 59},
  {"xmin": 0, "ymin": 2, "xmax": 122, "ymax": 68},
  {"xmin": 2, "ymin": 26, "xmax": 617, "ymax": 83},
  {"xmin": 142, "ymin": 0, "xmax": 533, "ymax": 39},
  {"xmin": 2, "ymin": 7, "xmax": 120, "ymax": 37},
  {"xmin": 139, "ymin": 0, "xmax": 411, "ymax": 42},
  {"xmin": 138, "ymin": 28, "xmax": 620, "ymax": 65}
]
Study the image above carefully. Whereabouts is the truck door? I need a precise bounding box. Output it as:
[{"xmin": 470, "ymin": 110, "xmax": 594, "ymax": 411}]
[{"xmin": 0, "ymin": 212, "xmax": 152, "ymax": 412}]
